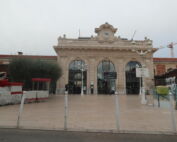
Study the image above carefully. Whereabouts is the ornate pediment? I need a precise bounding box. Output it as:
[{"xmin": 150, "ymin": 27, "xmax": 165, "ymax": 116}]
[{"xmin": 95, "ymin": 22, "xmax": 117, "ymax": 43}]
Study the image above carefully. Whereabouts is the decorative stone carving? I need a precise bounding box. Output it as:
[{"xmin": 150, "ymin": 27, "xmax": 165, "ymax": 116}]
[{"xmin": 95, "ymin": 22, "xmax": 117, "ymax": 43}]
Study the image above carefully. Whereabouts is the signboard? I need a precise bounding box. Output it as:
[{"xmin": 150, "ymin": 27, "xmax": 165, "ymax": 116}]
[
  {"xmin": 136, "ymin": 68, "xmax": 149, "ymax": 78},
  {"xmin": 104, "ymin": 72, "xmax": 117, "ymax": 79}
]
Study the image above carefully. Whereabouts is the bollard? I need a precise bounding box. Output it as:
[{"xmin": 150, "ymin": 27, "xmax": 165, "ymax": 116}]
[
  {"xmin": 17, "ymin": 91, "xmax": 26, "ymax": 128},
  {"xmin": 169, "ymin": 91, "xmax": 176, "ymax": 132},
  {"xmin": 158, "ymin": 94, "xmax": 160, "ymax": 107},
  {"xmin": 115, "ymin": 94, "xmax": 120, "ymax": 131},
  {"xmin": 64, "ymin": 93, "xmax": 68, "ymax": 130}
]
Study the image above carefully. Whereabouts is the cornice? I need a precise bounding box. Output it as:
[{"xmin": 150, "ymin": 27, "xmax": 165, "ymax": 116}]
[
  {"xmin": 54, "ymin": 44, "xmax": 153, "ymax": 48},
  {"xmin": 54, "ymin": 46, "xmax": 157, "ymax": 53}
]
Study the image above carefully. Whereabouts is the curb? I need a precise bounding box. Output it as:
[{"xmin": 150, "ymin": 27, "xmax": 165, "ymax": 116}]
[{"xmin": 0, "ymin": 126, "xmax": 176, "ymax": 135}]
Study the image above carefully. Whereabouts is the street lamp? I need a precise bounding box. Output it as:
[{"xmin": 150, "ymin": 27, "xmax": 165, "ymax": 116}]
[
  {"xmin": 78, "ymin": 63, "xmax": 87, "ymax": 96},
  {"xmin": 136, "ymin": 64, "xmax": 142, "ymax": 96},
  {"xmin": 132, "ymin": 49, "xmax": 151, "ymax": 104}
]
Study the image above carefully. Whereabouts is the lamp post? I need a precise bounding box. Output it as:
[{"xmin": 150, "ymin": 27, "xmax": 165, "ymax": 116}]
[
  {"xmin": 132, "ymin": 49, "xmax": 151, "ymax": 104},
  {"xmin": 78, "ymin": 63, "xmax": 87, "ymax": 96},
  {"xmin": 136, "ymin": 64, "xmax": 142, "ymax": 96}
]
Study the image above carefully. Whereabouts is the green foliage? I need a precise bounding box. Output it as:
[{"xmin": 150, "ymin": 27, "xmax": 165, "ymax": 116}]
[
  {"xmin": 8, "ymin": 57, "xmax": 62, "ymax": 92},
  {"xmin": 156, "ymin": 86, "xmax": 169, "ymax": 96}
]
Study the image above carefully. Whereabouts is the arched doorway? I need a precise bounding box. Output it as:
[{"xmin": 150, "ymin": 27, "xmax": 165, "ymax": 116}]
[
  {"xmin": 125, "ymin": 61, "xmax": 141, "ymax": 94},
  {"xmin": 97, "ymin": 60, "xmax": 116, "ymax": 94},
  {"xmin": 68, "ymin": 60, "xmax": 87, "ymax": 94}
]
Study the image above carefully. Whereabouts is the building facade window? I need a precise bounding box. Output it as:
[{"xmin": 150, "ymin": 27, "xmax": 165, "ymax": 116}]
[{"xmin": 126, "ymin": 61, "xmax": 141, "ymax": 94}]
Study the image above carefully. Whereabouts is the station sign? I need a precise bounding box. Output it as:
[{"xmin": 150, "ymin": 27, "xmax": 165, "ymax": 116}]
[
  {"xmin": 104, "ymin": 72, "xmax": 117, "ymax": 79},
  {"xmin": 136, "ymin": 68, "xmax": 149, "ymax": 78}
]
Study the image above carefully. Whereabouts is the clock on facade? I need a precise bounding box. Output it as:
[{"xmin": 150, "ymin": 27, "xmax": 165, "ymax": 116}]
[{"xmin": 104, "ymin": 32, "xmax": 109, "ymax": 38}]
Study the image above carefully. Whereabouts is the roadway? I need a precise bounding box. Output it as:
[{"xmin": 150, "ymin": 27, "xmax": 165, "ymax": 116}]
[{"xmin": 0, "ymin": 128, "xmax": 177, "ymax": 142}]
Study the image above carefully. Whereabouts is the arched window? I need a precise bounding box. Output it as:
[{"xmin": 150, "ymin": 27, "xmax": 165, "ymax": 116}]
[
  {"xmin": 126, "ymin": 61, "xmax": 141, "ymax": 94},
  {"xmin": 68, "ymin": 60, "xmax": 87, "ymax": 94},
  {"xmin": 97, "ymin": 60, "xmax": 116, "ymax": 94}
]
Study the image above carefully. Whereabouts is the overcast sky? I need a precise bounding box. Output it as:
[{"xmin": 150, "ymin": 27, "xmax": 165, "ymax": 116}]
[{"xmin": 0, "ymin": 0, "xmax": 177, "ymax": 57}]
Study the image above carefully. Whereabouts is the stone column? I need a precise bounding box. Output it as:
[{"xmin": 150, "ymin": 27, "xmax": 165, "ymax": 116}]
[
  {"xmin": 145, "ymin": 57, "xmax": 154, "ymax": 91},
  {"xmin": 94, "ymin": 59, "xmax": 98, "ymax": 94},
  {"xmin": 89, "ymin": 58, "xmax": 97, "ymax": 94},
  {"xmin": 57, "ymin": 56, "xmax": 67, "ymax": 94},
  {"xmin": 56, "ymin": 56, "xmax": 62, "ymax": 90},
  {"xmin": 84, "ymin": 58, "xmax": 90, "ymax": 94},
  {"xmin": 117, "ymin": 59, "xmax": 126, "ymax": 95}
]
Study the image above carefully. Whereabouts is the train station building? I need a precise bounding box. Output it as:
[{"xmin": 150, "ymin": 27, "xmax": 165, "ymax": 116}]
[{"xmin": 54, "ymin": 23, "xmax": 157, "ymax": 94}]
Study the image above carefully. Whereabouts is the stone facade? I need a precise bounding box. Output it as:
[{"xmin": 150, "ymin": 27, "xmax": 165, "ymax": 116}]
[{"xmin": 54, "ymin": 23, "xmax": 157, "ymax": 94}]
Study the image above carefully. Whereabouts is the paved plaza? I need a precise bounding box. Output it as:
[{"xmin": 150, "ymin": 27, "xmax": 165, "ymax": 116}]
[{"xmin": 0, "ymin": 94, "xmax": 177, "ymax": 133}]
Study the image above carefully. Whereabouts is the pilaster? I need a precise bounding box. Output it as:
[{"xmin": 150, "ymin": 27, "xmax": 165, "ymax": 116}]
[{"xmin": 117, "ymin": 59, "xmax": 126, "ymax": 94}]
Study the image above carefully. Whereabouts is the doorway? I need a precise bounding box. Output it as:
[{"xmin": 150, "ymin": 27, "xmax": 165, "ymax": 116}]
[
  {"xmin": 125, "ymin": 61, "xmax": 141, "ymax": 94},
  {"xmin": 68, "ymin": 60, "xmax": 87, "ymax": 94},
  {"xmin": 97, "ymin": 60, "xmax": 116, "ymax": 94}
]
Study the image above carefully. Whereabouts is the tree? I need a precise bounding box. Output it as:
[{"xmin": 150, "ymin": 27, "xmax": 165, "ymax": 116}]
[{"xmin": 8, "ymin": 57, "xmax": 62, "ymax": 93}]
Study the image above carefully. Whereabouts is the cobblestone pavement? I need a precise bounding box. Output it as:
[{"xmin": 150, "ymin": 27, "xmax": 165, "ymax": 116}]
[{"xmin": 0, "ymin": 94, "xmax": 176, "ymax": 133}]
